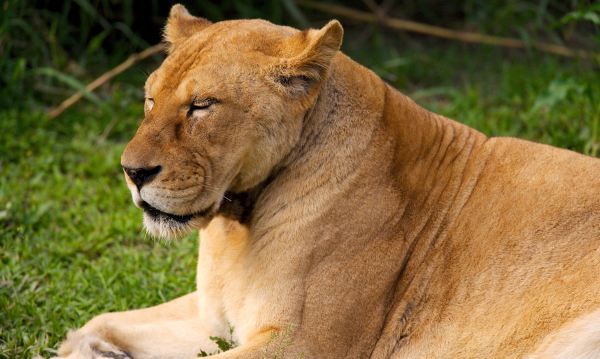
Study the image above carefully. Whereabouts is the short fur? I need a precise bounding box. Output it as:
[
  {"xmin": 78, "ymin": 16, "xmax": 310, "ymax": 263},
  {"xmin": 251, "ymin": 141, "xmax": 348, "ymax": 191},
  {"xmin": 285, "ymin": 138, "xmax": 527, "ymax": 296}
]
[{"xmin": 55, "ymin": 4, "xmax": 600, "ymax": 359}]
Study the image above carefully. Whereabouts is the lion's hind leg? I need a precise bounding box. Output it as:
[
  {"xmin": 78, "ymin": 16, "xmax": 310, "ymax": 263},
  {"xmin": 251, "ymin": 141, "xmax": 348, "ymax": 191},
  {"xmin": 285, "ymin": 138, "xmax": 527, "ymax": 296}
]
[{"xmin": 528, "ymin": 309, "xmax": 600, "ymax": 359}]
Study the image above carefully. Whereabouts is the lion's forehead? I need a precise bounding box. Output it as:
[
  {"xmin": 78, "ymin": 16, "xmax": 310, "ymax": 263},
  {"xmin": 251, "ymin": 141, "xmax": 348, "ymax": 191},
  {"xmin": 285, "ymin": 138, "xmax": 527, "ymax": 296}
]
[
  {"xmin": 150, "ymin": 58, "xmax": 272, "ymax": 106},
  {"xmin": 209, "ymin": 19, "xmax": 298, "ymax": 46},
  {"xmin": 149, "ymin": 62, "xmax": 262, "ymax": 106},
  {"xmin": 149, "ymin": 19, "xmax": 297, "ymax": 86},
  {"xmin": 145, "ymin": 19, "xmax": 300, "ymax": 105}
]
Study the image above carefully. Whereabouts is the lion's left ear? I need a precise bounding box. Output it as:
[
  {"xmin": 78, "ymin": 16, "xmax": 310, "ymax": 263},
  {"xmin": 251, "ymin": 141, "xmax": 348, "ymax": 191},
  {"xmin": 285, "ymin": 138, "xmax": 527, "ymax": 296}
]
[
  {"xmin": 274, "ymin": 20, "xmax": 344, "ymax": 95},
  {"xmin": 164, "ymin": 4, "xmax": 211, "ymax": 53}
]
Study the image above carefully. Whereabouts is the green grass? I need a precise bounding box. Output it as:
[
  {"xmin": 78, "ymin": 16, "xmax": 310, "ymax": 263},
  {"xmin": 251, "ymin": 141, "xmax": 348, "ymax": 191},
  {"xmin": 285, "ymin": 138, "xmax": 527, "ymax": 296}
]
[
  {"xmin": 1, "ymin": 44, "xmax": 599, "ymax": 358},
  {"xmin": 0, "ymin": 85, "xmax": 200, "ymax": 358}
]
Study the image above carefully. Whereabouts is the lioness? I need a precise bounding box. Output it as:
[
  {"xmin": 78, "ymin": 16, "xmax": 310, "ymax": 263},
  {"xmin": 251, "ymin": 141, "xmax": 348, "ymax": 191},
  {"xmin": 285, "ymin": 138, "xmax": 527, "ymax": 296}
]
[{"xmin": 55, "ymin": 4, "xmax": 600, "ymax": 359}]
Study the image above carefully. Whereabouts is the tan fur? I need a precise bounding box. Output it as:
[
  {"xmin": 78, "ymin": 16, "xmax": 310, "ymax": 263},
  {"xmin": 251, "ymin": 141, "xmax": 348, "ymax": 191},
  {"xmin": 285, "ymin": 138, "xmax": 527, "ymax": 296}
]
[{"xmin": 55, "ymin": 4, "xmax": 600, "ymax": 359}]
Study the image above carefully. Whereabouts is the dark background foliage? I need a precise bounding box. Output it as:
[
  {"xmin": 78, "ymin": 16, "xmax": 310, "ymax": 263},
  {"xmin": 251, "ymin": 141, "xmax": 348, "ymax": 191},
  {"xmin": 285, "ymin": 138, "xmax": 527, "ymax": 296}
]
[{"xmin": 2, "ymin": 0, "xmax": 599, "ymax": 109}]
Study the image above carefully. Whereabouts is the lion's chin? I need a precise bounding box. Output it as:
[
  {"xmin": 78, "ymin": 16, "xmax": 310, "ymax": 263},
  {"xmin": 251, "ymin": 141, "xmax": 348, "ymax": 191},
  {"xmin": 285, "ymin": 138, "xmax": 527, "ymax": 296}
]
[{"xmin": 142, "ymin": 208, "xmax": 212, "ymax": 240}]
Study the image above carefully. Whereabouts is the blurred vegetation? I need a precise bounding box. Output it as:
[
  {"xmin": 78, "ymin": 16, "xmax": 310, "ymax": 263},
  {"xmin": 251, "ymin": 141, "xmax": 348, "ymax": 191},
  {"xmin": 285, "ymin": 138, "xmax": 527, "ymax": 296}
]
[
  {"xmin": 1, "ymin": 0, "xmax": 599, "ymax": 111},
  {"xmin": 1, "ymin": 1, "xmax": 599, "ymax": 358}
]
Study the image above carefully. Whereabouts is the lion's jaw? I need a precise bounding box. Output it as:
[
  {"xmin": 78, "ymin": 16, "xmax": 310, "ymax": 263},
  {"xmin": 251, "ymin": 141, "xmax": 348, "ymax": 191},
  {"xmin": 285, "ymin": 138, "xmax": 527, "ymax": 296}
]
[
  {"xmin": 120, "ymin": 9, "xmax": 343, "ymax": 239},
  {"xmin": 122, "ymin": 173, "xmax": 217, "ymax": 239}
]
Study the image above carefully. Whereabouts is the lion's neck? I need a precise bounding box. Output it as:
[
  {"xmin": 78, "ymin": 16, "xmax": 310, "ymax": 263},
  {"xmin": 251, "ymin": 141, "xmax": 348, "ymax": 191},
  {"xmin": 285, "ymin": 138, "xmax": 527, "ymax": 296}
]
[{"xmin": 250, "ymin": 54, "xmax": 487, "ymax": 274}]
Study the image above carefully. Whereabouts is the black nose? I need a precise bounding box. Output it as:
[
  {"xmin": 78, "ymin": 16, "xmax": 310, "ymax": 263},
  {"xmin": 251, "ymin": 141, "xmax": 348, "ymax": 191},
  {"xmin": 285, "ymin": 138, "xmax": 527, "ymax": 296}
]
[{"xmin": 123, "ymin": 166, "xmax": 161, "ymax": 188}]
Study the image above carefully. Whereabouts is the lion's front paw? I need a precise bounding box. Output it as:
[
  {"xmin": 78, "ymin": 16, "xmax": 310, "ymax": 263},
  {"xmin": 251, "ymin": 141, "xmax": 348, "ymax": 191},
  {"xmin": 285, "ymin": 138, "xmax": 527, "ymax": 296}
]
[{"xmin": 52, "ymin": 330, "xmax": 132, "ymax": 359}]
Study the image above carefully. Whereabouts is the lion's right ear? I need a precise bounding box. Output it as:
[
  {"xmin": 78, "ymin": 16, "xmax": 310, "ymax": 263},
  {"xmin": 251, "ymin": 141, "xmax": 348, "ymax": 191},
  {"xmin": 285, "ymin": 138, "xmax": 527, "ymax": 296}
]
[{"xmin": 164, "ymin": 4, "xmax": 211, "ymax": 53}]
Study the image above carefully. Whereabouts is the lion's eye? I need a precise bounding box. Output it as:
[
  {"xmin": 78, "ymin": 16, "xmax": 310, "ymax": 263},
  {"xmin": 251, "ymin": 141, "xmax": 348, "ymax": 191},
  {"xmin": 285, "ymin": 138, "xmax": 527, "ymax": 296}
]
[
  {"xmin": 188, "ymin": 98, "xmax": 217, "ymax": 118},
  {"xmin": 144, "ymin": 98, "xmax": 154, "ymax": 112}
]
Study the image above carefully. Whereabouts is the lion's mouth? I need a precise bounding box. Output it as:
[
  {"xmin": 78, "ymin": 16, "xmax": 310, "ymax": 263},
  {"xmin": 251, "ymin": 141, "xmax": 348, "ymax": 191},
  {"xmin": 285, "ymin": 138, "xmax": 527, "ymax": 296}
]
[{"xmin": 140, "ymin": 201, "xmax": 211, "ymax": 223}]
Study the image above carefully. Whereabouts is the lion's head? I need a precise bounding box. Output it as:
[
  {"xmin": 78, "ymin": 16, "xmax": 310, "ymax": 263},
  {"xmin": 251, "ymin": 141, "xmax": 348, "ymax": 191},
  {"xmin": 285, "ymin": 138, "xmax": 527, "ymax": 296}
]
[{"xmin": 120, "ymin": 4, "xmax": 343, "ymax": 238}]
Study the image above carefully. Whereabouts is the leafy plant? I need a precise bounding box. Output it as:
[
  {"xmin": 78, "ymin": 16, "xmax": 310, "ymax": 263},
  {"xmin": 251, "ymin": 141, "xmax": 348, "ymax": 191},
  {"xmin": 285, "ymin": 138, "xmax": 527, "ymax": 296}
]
[
  {"xmin": 197, "ymin": 327, "xmax": 237, "ymax": 357},
  {"xmin": 531, "ymin": 77, "xmax": 585, "ymax": 113},
  {"xmin": 561, "ymin": 3, "xmax": 600, "ymax": 26}
]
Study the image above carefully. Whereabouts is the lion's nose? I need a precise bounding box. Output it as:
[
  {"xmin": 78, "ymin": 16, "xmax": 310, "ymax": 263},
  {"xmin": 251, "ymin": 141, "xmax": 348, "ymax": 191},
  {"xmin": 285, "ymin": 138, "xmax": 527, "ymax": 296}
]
[{"xmin": 122, "ymin": 166, "xmax": 162, "ymax": 189}]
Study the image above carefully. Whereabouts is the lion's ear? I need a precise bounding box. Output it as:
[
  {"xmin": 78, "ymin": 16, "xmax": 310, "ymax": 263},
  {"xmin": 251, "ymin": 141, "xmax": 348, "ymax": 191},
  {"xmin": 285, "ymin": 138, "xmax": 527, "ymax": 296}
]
[
  {"xmin": 164, "ymin": 4, "xmax": 211, "ymax": 53},
  {"xmin": 275, "ymin": 20, "xmax": 344, "ymax": 95}
]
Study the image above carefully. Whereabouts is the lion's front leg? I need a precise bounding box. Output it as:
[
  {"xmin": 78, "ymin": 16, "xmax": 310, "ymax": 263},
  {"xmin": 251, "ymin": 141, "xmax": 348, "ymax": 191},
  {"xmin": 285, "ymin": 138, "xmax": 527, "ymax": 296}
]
[
  {"xmin": 54, "ymin": 329, "xmax": 132, "ymax": 359},
  {"xmin": 55, "ymin": 292, "xmax": 221, "ymax": 359}
]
